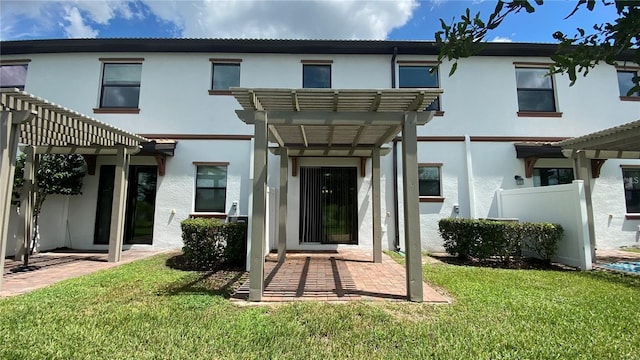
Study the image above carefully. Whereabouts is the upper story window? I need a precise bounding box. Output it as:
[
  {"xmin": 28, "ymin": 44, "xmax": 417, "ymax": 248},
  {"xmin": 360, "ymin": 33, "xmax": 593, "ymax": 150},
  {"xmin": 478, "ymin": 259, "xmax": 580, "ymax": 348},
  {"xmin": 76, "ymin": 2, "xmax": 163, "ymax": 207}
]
[
  {"xmin": 302, "ymin": 61, "xmax": 332, "ymax": 88},
  {"xmin": 194, "ymin": 163, "xmax": 228, "ymax": 213},
  {"xmin": 210, "ymin": 59, "xmax": 241, "ymax": 95},
  {"xmin": 0, "ymin": 62, "xmax": 29, "ymax": 90},
  {"xmin": 95, "ymin": 59, "xmax": 143, "ymax": 113},
  {"xmin": 617, "ymin": 69, "xmax": 639, "ymax": 100},
  {"xmin": 418, "ymin": 163, "xmax": 443, "ymax": 202},
  {"xmin": 398, "ymin": 63, "xmax": 440, "ymax": 112},
  {"xmin": 533, "ymin": 168, "xmax": 574, "ymax": 187},
  {"xmin": 514, "ymin": 65, "xmax": 560, "ymax": 116}
]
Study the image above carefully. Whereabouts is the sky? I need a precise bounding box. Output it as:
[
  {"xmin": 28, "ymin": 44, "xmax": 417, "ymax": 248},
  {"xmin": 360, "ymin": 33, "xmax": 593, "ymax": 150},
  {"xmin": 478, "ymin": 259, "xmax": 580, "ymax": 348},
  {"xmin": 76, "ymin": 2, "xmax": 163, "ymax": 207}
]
[{"xmin": 0, "ymin": 0, "xmax": 619, "ymax": 43}]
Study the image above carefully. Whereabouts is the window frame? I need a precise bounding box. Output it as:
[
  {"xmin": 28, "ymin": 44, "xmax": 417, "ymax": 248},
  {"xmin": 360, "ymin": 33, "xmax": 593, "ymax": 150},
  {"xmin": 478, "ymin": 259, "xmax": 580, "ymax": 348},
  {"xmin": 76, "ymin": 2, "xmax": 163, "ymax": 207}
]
[
  {"xmin": 397, "ymin": 61, "xmax": 443, "ymax": 115},
  {"xmin": 302, "ymin": 60, "xmax": 332, "ymax": 88},
  {"xmin": 621, "ymin": 166, "xmax": 640, "ymax": 218},
  {"xmin": 94, "ymin": 58, "xmax": 144, "ymax": 114},
  {"xmin": 532, "ymin": 167, "xmax": 574, "ymax": 187},
  {"xmin": 616, "ymin": 66, "xmax": 640, "ymax": 101},
  {"xmin": 418, "ymin": 163, "xmax": 444, "ymax": 202},
  {"xmin": 193, "ymin": 162, "xmax": 229, "ymax": 214},
  {"xmin": 209, "ymin": 58, "xmax": 242, "ymax": 95},
  {"xmin": 0, "ymin": 60, "xmax": 30, "ymax": 90},
  {"xmin": 514, "ymin": 63, "xmax": 562, "ymax": 117}
]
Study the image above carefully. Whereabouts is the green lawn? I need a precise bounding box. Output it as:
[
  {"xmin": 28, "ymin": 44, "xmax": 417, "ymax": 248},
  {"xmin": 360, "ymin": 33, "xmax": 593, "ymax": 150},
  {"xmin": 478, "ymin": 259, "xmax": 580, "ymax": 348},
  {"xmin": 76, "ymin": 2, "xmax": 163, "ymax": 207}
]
[
  {"xmin": 621, "ymin": 247, "xmax": 640, "ymax": 254},
  {"xmin": 1, "ymin": 253, "xmax": 638, "ymax": 359}
]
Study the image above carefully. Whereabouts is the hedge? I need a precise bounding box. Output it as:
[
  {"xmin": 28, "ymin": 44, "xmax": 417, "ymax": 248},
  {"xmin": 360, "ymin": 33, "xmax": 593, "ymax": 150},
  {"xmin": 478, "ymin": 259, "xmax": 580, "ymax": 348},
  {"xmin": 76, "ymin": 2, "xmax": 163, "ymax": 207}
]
[
  {"xmin": 438, "ymin": 218, "xmax": 562, "ymax": 263},
  {"xmin": 181, "ymin": 218, "xmax": 248, "ymax": 270}
]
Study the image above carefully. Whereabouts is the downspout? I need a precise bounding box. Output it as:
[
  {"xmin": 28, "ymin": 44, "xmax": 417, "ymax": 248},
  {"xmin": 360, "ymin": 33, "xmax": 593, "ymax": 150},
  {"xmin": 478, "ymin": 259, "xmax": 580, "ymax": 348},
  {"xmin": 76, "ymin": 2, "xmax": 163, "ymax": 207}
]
[
  {"xmin": 391, "ymin": 47, "xmax": 401, "ymax": 251},
  {"xmin": 464, "ymin": 135, "xmax": 477, "ymax": 218}
]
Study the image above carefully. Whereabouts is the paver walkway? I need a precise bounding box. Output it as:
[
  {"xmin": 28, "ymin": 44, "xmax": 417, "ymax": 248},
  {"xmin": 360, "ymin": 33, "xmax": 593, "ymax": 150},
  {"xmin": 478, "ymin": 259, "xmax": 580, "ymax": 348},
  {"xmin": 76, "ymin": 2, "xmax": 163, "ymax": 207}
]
[
  {"xmin": 233, "ymin": 250, "xmax": 448, "ymax": 303},
  {"xmin": 1, "ymin": 249, "xmax": 161, "ymax": 297}
]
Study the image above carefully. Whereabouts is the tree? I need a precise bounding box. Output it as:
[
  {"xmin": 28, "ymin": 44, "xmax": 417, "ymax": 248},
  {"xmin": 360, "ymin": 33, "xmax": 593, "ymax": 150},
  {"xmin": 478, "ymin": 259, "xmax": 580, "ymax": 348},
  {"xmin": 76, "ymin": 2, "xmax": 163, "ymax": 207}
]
[
  {"xmin": 435, "ymin": 0, "xmax": 640, "ymax": 94},
  {"xmin": 12, "ymin": 153, "xmax": 87, "ymax": 266}
]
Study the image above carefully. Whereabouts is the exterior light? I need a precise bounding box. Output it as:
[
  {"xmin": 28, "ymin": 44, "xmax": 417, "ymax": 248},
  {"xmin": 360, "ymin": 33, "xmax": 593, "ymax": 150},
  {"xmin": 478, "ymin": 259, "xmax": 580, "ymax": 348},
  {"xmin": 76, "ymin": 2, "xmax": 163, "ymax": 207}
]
[{"xmin": 514, "ymin": 175, "xmax": 524, "ymax": 185}]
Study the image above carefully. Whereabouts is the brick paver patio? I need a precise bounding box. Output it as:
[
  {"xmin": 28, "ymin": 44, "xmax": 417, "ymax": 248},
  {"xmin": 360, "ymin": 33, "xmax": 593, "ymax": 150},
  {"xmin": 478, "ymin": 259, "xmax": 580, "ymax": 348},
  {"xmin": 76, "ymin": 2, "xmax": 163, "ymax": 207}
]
[
  {"xmin": 1, "ymin": 249, "xmax": 161, "ymax": 297},
  {"xmin": 233, "ymin": 250, "xmax": 449, "ymax": 303}
]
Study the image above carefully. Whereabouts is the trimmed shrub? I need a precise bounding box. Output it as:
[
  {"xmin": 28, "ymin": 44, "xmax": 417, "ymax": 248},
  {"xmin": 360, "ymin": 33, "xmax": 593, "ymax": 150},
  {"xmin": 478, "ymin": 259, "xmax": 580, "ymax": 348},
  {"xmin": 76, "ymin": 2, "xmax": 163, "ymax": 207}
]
[
  {"xmin": 181, "ymin": 218, "xmax": 248, "ymax": 270},
  {"xmin": 438, "ymin": 218, "xmax": 563, "ymax": 263}
]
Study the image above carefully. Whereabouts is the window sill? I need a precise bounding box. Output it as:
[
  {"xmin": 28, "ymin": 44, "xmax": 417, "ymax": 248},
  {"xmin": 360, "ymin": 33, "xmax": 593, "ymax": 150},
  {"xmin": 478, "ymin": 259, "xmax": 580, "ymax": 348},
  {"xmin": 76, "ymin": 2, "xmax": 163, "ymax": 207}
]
[
  {"xmin": 433, "ymin": 111, "xmax": 445, "ymax": 116},
  {"xmin": 517, "ymin": 111, "xmax": 563, "ymax": 118},
  {"xmin": 93, "ymin": 108, "xmax": 140, "ymax": 114},
  {"xmin": 208, "ymin": 90, "xmax": 233, "ymax": 95},
  {"xmin": 625, "ymin": 214, "xmax": 640, "ymax": 220},
  {"xmin": 419, "ymin": 196, "xmax": 445, "ymax": 203},
  {"xmin": 620, "ymin": 96, "xmax": 640, "ymax": 102},
  {"xmin": 190, "ymin": 212, "xmax": 228, "ymax": 219}
]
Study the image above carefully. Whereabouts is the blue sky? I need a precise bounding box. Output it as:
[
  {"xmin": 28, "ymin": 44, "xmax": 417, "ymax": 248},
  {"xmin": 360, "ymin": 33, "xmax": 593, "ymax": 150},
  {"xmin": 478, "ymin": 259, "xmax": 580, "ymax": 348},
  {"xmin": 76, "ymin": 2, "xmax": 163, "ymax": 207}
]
[{"xmin": 0, "ymin": 0, "xmax": 618, "ymax": 43}]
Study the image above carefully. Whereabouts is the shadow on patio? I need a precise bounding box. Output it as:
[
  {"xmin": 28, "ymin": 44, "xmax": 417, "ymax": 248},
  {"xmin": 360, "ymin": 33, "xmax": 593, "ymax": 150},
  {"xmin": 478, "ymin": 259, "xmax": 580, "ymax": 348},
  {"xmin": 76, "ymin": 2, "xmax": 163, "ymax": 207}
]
[{"xmin": 232, "ymin": 250, "xmax": 449, "ymax": 303}]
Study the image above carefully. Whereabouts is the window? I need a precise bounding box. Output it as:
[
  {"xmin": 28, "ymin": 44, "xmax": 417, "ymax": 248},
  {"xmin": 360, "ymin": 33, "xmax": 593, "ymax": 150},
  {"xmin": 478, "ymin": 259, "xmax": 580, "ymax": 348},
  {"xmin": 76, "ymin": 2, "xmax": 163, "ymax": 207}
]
[
  {"xmin": 210, "ymin": 59, "xmax": 241, "ymax": 94},
  {"xmin": 99, "ymin": 63, "xmax": 142, "ymax": 108},
  {"xmin": 195, "ymin": 164, "xmax": 227, "ymax": 213},
  {"xmin": 399, "ymin": 64, "xmax": 440, "ymax": 111},
  {"xmin": 0, "ymin": 64, "xmax": 28, "ymax": 90},
  {"xmin": 622, "ymin": 168, "xmax": 640, "ymax": 213},
  {"xmin": 303, "ymin": 64, "xmax": 331, "ymax": 88},
  {"xmin": 515, "ymin": 67, "xmax": 557, "ymax": 113},
  {"xmin": 617, "ymin": 70, "xmax": 639, "ymax": 98},
  {"xmin": 418, "ymin": 164, "xmax": 442, "ymax": 200},
  {"xmin": 533, "ymin": 168, "xmax": 574, "ymax": 187}
]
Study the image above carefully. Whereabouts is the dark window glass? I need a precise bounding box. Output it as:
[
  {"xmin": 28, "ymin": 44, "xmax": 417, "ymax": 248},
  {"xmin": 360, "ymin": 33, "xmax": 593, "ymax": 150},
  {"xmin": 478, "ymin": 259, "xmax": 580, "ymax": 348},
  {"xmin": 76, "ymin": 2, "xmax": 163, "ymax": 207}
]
[
  {"xmin": 212, "ymin": 63, "xmax": 240, "ymax": 90},
  {"xmin": 100, "ymin": 63, "xmax": 142, "ymax": 108},
  {"xmin": 622, "ymin": 168, "xmax": 640, "ymax": 213},
  {"xmin": 303, "ymin": 64, "xmax": 331, "ymax": 88},
  {"xmin": 0, "ymin": 64, "xmax": 28, "ymax": 90},
  {"xmin": 533, "ymin": 168, "xmax": 574, "ymax": 187},
  {"xmin": 516, "ymin": 68, "xmax": 556, "ymax": 112},
  {"xmin": 195, "ymin": 165, "xmax": 227, "ymax": 212},
  {"xmin": 617, "ymin": 71, "xmax": 639, "ymax": 97},
  {"xmin": 399, "ymin": 65, "xmax": 440, "ymax": 111},
  {"xmin": 418, "ymin": 166, "xmax": 441, "ymax": 196}
]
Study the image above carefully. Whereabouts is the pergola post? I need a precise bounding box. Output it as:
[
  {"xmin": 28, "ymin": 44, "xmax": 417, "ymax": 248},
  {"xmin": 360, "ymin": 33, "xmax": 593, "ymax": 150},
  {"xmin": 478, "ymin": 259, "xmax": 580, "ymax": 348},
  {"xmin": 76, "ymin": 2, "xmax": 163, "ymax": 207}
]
[
  {"xmin": 372, "ymin": 147, "xmax": 382, "ymax": 263},
  {"xmin": 401, "ymin": 111, "xmax": 424, "ymax": 302},
  {"xmin": 1, "ymin": 110, "xmax": 34, "ymax": 290},
  {"xmin": 16, "ymin": 146, "xmax": 36, "ymax": 262},
  {"xmin": 573, "ymin": 151, "xmax": 596, "ymax": 260},
  {"xmin": 249, "ymin": 111, "xmax": 268, "ymax": 301},
  {"xmin": 108, "ymin": 145, "xmax": 130, "ymax": 263},
  {"xmin": 277, "ymin": 148, "xmax": 288, "ymax": 263}
]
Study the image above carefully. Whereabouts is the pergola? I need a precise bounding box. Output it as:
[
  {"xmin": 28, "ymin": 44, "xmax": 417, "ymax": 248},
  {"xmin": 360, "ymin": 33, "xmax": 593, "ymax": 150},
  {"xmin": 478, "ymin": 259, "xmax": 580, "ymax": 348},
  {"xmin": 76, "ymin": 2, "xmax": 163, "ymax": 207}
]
[
  {"xmin": 0, "ymin": 88, "xmax": 148, "ymax": 290},
  {"xmin": 232, "ymin": 88, "xmax": 443, "ymax": 302},
  {"xmin": 556, "ymin": 119, "xmax": 640, "ymax": 258}
]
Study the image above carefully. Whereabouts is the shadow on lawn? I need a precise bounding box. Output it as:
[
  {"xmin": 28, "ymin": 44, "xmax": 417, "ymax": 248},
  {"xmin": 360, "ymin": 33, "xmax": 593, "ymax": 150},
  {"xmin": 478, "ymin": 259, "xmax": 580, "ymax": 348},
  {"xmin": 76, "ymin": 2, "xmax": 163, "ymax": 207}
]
[
  {"xmin": 430, "ymin": 255, "xmax": 576, "ymax": 271},
  {"xmin": 159, "ymin": 254, "xmax": 248, "ymax": 298}
]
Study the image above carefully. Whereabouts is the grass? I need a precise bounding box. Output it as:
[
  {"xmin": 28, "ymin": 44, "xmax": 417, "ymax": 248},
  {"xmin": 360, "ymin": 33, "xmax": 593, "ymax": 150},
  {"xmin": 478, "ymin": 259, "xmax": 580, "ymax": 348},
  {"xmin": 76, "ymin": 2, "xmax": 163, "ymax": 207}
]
[
  {"xmin": 1, "ymin": 253, "xmax": 639, "ymax": 359},
  {"xmin": 621, "ymin": 247, "xmax": 640, "ymax": 254}
]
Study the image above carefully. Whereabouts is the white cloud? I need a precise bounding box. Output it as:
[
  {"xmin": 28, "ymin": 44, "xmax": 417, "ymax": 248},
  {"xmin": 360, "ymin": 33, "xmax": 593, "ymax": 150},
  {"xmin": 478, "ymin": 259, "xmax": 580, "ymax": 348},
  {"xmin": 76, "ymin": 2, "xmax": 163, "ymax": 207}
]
[
  {"xmin": 1, "ymin": 0, "xmax": 419, "ymax": 40},
  {"xmin": 491, "ymin": 36, "xmax": 513, "ymax": 42},
  {"xmin": 62, "ymin": 6, "xmax": 99, "ymax": 38}
]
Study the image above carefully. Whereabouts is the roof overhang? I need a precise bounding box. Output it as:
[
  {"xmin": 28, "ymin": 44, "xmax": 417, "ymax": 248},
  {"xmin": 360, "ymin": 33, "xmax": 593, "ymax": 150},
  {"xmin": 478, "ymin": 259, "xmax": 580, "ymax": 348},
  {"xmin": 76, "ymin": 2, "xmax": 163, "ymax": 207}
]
[
  {"xmin": 232, "ymin": 88, "xmax": 442, "ymax": 156},
  {"xmin": 1, "ymin": 88, "xmax": 148, "ymax": 154},
  {"xmin": 555, "ymin": 119, "xmax": 640, "ymax": 159},
  {"xmin": 514, "ymin": 143, "xmax": 565, "ymax": 159}
]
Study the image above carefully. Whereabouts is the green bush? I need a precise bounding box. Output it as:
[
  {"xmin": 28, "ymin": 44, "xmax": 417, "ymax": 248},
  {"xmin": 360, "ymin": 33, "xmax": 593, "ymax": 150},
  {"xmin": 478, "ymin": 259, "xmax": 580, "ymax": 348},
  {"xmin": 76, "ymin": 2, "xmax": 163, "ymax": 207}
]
[
  {"xmin": 438, "ymin": 218, "xmax": 563, "ymax": 263},
  {"xmin": 180, "ymin": 218, "xmax": 248, "ymax": 270}
]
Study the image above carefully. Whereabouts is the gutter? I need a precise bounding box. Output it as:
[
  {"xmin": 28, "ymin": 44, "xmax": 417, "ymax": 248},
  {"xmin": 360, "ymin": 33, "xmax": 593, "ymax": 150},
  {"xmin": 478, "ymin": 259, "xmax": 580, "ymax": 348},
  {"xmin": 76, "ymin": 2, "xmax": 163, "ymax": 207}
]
[{"xmin": 391, "ymin": 47, "xmax": 401, "ymax": 251}]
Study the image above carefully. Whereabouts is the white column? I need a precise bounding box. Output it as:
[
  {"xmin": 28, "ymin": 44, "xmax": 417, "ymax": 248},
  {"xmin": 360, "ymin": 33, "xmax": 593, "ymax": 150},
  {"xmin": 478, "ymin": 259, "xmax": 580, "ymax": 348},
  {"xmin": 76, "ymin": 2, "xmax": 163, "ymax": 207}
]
[
  {"xmin": 16, "ymin": 146, "xmax": 36, "ymax": 262},
  {"xmin": 249, "ymin": 111, "xmax": 268, "ymax": 301},
  {"xmin": 0, "ymin": 110, "xmax": 34, "ymax": 290},
  {"xmin": 372, "ymin": 147, "xmax": 382, "ymax": 263},
  {"xmin": 573, "ymin": 151, "xmax": 596, "ymax": 260},
  {"xmin": 108, "ymin": 146, "xmax": 129, "ymax": 263},
  {"xmin": 401, "ymin": 112, "xmax": 424, "ymax": 302},
  {"xmin": 277, "ymin": 148, "xmax": 288, "ymax": 263}
]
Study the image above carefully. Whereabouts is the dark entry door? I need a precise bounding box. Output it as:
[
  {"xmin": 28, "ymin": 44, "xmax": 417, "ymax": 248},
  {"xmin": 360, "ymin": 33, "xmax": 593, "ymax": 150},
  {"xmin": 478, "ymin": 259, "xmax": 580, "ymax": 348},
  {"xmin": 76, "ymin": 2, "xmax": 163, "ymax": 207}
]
[
  {"xmin": 94, "ymin": 165, "xmax": 157, "ymax": 245},
  {"xmin": 299, "ymin": 167, "xmax": 358, "ymax": 244}
]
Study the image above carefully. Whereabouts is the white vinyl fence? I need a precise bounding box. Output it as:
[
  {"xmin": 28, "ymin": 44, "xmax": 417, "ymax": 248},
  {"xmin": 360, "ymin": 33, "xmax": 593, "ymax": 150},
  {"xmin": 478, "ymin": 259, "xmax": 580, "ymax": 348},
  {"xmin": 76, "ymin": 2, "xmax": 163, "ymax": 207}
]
[{"xmin": 497, "ymin": 180, "xmax": 592, "ymax": 270}]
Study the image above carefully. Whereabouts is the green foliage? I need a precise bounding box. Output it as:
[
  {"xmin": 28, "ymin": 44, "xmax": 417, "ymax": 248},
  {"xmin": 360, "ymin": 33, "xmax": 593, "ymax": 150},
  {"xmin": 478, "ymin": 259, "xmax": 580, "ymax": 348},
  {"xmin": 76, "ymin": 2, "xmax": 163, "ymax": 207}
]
[
  {"xmin": 436, "ymin": 0, "xmax": 640, "ymax": 95},
  {"xmin": 438, "ymin": 218, "xmax": 563, "ymax": 262},
  {"xmin": 180, "ymin": 218, "xmax": 248, "ymax": 269}
]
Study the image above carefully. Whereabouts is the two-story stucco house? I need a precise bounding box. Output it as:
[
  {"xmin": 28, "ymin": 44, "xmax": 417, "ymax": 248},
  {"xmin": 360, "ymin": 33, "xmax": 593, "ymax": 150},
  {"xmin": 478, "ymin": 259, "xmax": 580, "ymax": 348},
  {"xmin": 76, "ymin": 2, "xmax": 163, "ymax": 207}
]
[{"xmin": 1, "ymin": 38, "xmax": 639, "ymax": 263}]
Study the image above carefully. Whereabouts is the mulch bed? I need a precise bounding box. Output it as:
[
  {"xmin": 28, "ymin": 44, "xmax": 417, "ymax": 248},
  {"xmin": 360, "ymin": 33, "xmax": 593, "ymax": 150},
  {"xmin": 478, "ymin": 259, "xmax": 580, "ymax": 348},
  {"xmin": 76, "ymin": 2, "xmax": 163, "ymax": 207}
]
[{"xmin": 430, "ymin": 255, "xmax": 576, "ymax": 271}]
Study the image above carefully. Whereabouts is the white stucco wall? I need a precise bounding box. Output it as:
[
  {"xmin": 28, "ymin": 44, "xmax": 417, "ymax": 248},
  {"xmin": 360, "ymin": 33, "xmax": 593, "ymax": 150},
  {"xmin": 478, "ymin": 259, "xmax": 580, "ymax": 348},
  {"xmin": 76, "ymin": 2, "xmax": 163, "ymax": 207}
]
[{"xmin": 3, "ymin": 47, "xmax": 639, "ymax": 254}]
